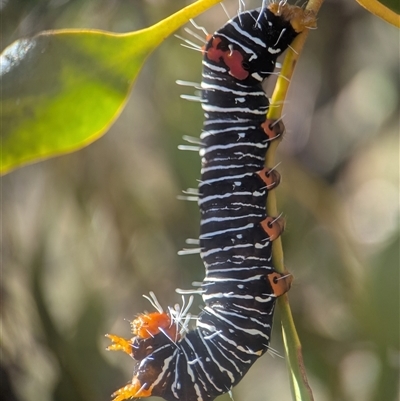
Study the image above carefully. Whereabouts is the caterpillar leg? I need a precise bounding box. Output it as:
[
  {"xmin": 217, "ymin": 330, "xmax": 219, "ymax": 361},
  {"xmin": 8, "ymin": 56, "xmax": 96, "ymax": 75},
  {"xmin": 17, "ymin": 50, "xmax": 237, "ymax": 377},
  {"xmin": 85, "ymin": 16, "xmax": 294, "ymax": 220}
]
[
  {"xmin": 111, "ymin": 377, "xmax": 151, "ymax": 401},
  {"xmin": 106, "ymin": 334, "xmax": 132, "ymax": 355}
]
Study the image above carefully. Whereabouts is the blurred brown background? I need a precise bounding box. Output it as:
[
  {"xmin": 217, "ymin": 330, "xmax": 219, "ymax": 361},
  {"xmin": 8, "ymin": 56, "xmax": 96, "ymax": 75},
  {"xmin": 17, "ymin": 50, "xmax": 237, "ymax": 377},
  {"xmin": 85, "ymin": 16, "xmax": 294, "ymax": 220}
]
[{"xmin": 1, "ymin": 1, "xmax": 399, "ymax": 400}]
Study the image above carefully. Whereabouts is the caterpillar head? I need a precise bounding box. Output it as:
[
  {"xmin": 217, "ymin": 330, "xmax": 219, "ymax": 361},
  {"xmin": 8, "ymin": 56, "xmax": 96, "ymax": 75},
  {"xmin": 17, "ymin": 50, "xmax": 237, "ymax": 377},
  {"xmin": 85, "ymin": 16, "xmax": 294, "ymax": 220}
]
[
  {"xmin": 268, "ymin": 2, "xmax": 317, "ymax": 33},
  {"xmin": 204, "ymin": 5, "xmax": 315, "ymax": 85}
]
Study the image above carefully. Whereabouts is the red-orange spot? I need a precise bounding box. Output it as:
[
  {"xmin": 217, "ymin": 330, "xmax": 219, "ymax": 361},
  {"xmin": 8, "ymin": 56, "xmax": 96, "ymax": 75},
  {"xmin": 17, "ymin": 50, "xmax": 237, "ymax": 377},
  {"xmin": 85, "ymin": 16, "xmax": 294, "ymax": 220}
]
[
  {"xmin": 260, "ymin": 216, "xmax": 285, "ymax": 241},
  {"xmin": 206, "ymin": 37, "xmax": 249, "ymax": 80},
  {"xmin": 256, "ymin": 168, "xmax": 281, "ymax": 189},
  {"xmin": 261, "ymin": 119, "xmax": 285, "ymax": 141},
  {"xmin": 267, "ymin": 272, "xmax": 293, "ymax": 297},
  {"xmin": 132, "ymin": 312, "xmax": 178, "ymax": 341}
]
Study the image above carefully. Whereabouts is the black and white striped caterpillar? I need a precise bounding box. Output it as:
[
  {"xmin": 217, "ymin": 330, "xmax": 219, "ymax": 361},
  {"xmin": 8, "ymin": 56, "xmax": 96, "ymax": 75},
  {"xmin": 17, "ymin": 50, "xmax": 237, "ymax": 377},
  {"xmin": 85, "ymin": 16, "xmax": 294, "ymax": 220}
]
[{"xmin": 107, "ymin": 3, "xmax": 315, "ymax": 401}]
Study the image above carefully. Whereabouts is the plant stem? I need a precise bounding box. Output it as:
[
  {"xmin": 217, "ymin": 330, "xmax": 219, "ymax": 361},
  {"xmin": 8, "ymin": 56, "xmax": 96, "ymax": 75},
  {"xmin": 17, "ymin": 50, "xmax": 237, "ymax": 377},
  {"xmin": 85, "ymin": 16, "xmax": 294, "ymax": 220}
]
[{"xmin": 266, "ymin": 1, "xmax": 324, "ymax": 400}]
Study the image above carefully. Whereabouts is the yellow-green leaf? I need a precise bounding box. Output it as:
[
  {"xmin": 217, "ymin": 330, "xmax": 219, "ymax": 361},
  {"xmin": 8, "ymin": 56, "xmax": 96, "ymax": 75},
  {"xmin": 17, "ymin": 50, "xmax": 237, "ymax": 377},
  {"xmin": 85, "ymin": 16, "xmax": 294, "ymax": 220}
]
[
  {"xmin": 355, "ymin": 0, "xmax": 400, "ymax": 26},
  {"xmin": 0, "ymin": 0, "xmax": 221, "ymax": 175}
]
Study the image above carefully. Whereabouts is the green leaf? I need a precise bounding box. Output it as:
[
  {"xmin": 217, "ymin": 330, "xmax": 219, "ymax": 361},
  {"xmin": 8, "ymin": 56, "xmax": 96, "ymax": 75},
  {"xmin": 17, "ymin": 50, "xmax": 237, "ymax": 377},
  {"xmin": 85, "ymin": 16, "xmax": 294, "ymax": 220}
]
[
  {"xmin": 354, "ymin": 0, "xmax": 400, "ymax": 26},
  {"xmin": 0, "ymin": 0, "xmax": 221, "ymax": 175}
]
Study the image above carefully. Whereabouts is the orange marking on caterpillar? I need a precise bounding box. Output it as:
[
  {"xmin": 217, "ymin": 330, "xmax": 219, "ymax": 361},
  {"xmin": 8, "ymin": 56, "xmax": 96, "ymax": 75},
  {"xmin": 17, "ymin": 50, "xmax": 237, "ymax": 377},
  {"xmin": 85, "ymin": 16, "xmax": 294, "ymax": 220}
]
[
  {"xmin": 257, "ymin": 167, "xmax": 281, "ymax": 189},
  {"xmin": 267, "ymin": 272, "xmax": 293, "ymax": 297},
  {"xmin": 107, "ymin": 312, "xmax": 180, "ymax": 361},
  {"xmin": 260, "ymin": 216, "xmax": 285, "ymax": 241},
  {"xmin": 206, "ymin": 37, "xmax": 249, "ymax": 80},
  {"xmin": 132, "ymin": 312, "xmax": 177, "ymax": 340},
  {"xmin": 261, "ymin": 119, "xmax": 285, "ymax": 141}
]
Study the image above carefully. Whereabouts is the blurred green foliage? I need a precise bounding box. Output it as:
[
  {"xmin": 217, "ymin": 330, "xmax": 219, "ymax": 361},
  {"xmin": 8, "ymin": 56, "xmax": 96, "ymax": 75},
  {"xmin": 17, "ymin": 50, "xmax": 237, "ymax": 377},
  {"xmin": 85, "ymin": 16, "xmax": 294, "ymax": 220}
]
[
  {"xmin": 378, "ymin": 0, "xmax": 400, "ymax": 14},
  {"xmin": 1, "ymin": 1, "xmax": 399, "ymax": 401},
  {"xmin": 0, "ymin": 0, "xmax": 221, "ymax": 174}
]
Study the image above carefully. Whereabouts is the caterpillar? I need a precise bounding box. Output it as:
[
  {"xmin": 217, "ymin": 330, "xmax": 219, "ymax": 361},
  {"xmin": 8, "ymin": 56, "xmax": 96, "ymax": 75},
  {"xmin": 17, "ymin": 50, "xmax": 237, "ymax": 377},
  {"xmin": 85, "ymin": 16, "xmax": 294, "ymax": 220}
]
[{"xmin": 107, "ymin": 3, "xmax": 316, "ymax": 401}]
